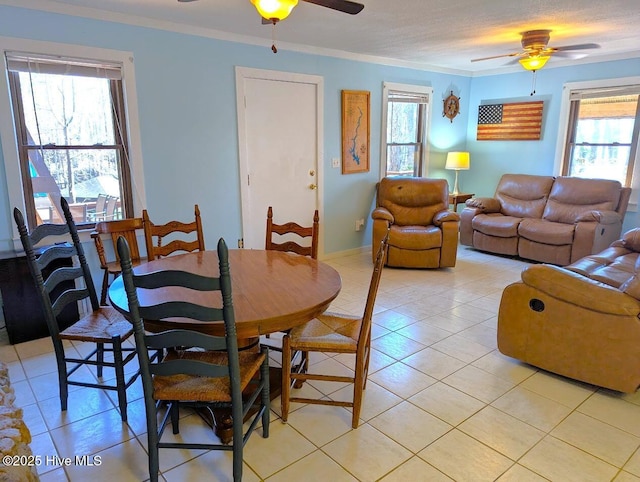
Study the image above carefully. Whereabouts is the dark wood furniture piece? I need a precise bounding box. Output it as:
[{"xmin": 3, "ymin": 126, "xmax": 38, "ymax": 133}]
[
  {"xmin": 143, "ymin": 204, "xmax": 205, "ymax": 260},
  {"xmin": 117, "ymin": 237, "xmax": 269, "ymax": 482},
  {"xmin": 91, "ymin": 217, "xmax": 145, "ymax": 306},
  {"xmin": 449, "ymin": 192, "xmax": 474, "ymax": 212},
  {"xmin": 0, "ymin": 248, "xmax": 78, "ymax": 344},
  {"xmin": 13, "ymin": 198, "xmax": 138, "ymax": 421},
  {"xmin": 282, "ymin": 234, "xmax": 388, "ymax": 429},
  {"xmin": 265, "ymin": 205, "xmax": 319, "ymax": 259}
]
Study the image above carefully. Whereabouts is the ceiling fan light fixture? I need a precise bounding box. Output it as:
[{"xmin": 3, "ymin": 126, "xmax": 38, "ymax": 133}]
[
  {"xmin": 251, "ymin": 0, "xmax": 298, "ymax": 21},
  {"xmin": 519, "ymin": 55, "xmax": 550, "ymax": 71}
]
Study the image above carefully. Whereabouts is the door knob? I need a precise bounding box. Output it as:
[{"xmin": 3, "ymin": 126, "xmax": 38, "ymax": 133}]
[{"xmin": 308, "ymin": 184, "xmax": 317, "ymax": 190}]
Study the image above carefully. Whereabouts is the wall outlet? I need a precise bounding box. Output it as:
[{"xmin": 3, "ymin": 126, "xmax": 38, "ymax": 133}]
[
  {"xmin": 331, "ymin": 157, "xmax": 340, "ymax": 168},
  {"xmin": 355, "ymin": 218, "xmax": 365, "ymax": 231}
]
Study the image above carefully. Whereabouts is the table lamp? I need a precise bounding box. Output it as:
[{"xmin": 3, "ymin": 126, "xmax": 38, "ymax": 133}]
[{"xmin": 445, "ymin": 151, "xmax": 470, "ymax": 195}]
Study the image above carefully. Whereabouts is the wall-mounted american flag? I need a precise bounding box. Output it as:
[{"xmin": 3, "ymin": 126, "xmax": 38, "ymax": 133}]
[{"xmin": 477, "ymin": 101, "xmax": 544, "ymax": 141}]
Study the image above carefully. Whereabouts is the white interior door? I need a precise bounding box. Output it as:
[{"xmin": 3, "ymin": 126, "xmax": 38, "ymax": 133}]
[{"xmin": 236, "ymin": 68, "xmax": 323, "ymax": 252}]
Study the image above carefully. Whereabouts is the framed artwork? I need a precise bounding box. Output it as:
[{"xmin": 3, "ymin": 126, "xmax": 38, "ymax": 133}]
[{"xmin": 341, "ymin": 90, "xmax": 370, "ymax": 174}]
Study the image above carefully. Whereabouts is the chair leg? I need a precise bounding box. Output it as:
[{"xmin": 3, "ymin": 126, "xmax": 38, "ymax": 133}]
[
  {"xmin": 281, "ymin": 335, "xmax": 292, "ymax": 423},
  {"xmin": 261, "ymin": 350, "xmax": 270, "ymax": 438},
  {"xmin": 57, "ymin": 363, "xmax": 68, "ymax": 412},
  {"xmin": 170, "ymin": 402, "xmax": 180, "ymax": 434},
  {"xmin": 112, "ymin": 337, "xmax": 127, "ymax": 422},
  {"xmin": 352, "ymin": 362, "xmax": 365, "ymax": 429},
  {"xmin": 100, "ymin": 269, "xmax": 109, "ymax": 306},
  {"xmin": 293, "ymin": 350, "xmax": 309, "ymax": 389},
  {"xmin": 96, "ymin": 342, "xmax": 104, "ymax": 379}
]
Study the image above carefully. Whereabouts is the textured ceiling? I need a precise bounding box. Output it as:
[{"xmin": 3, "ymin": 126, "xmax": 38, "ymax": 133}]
[{"xmin": 5, "ymin": 0, "xmax": 640, "ymax": 74}]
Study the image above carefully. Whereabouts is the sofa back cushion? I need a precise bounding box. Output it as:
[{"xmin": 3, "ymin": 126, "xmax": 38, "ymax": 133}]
[
  {"xmin": 543, "ymin": 177, "xmax": 622, "ymax": 224},
  {"xmin": 377, "ymin": 177, "xmax": 448, "ymax": 226},
  {"xmin": 495, "ymin": 174, "xmax": 555, "ymax": 218}
]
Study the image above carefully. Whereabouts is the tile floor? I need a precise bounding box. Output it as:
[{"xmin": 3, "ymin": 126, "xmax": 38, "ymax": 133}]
[{"xmin": 3, "ymin": 245, "xmax": 640, "ymax": 481}]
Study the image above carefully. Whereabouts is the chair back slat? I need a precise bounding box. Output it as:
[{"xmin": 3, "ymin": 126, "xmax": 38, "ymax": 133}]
[
  {"xmin": 265, "ymin": 206, "xmax": 319, "ymax": 259},
  {"xmin": 93, "ymin": 217, "xmax": 144, "ymax": 263},
  {"xmin": 138, "ymin": 303, "xmax": 224, "ymax": 323},
  {"xmin": 35, "ymin": 244, "xmax": 76, "ymax": 271},
  {"xmin": 132, "ymin": 270, "xmax": 220, "ymax": 291},
  {"xmin": 28, "ymin": 222, "xmax": 69, "ymax": 245},
  {"xmin": 143, "ymin": 205, "xmax": 205, "ymax": 260},
  {"xmin": 43, "ymin": 266, "xmax": 84, "ymax": 294},
  {"xmin": 145, "ymin": 330, "xmax": 226, "ymax": 351},
  {"xmin": 51, "ymin": 288, "xmax": 90, "ymax": 318}
]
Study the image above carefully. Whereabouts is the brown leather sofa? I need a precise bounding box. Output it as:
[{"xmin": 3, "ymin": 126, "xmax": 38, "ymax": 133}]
[
  {"xmin": 460, "ymin": 174, "xmax": 631, "ymax": 266},
  {"xmin": 498, "ymin": 228, "xmax": 640, "ymax": 393},
  {"xmin": 371, "ymin": 176, "xmax": 459, "ymax": 268}
]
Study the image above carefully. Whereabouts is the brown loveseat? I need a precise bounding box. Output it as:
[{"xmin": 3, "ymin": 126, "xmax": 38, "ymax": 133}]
[
  {"xmin": 498, "ymin": 228, "xmax": 640, "ymax": 393},
  {"xmin": 371, "ymin": 176, "xmax": 459, "ymax": 268},
  {"xmin": 460, "ymin": 174, "xmax": 631, "ymax": 266}
]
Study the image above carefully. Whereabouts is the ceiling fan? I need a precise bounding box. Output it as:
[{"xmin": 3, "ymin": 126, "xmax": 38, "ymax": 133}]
[
  {"xmin": 178, "ymin": 0, "xmax": 364, "ymax": 53},
  {"xmin": 471, "ymin": 30, "xmax": 600, "ymax": 71},
  {"xmin": 178, "ymin": 0, "xmax": 364, "ymax": 23}
]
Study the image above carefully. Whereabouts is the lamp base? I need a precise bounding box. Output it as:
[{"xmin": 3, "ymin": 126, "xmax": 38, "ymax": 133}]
[{"xmin": 452, "ymin": 169, "xmax": 460, "ymax": 196}]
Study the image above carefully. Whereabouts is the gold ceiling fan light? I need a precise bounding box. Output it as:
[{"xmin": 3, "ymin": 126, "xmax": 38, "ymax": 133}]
[
  {"xmin": 251, "ymin": 0, "xmax": 298, "ymax": 22},
  {"xmin": 519, "ymin": 54, "xmax": 550, "ymax": 71}
]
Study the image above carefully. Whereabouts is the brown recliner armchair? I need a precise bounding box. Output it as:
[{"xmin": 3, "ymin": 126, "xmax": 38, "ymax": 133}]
[{"xmin": 371, "ymin": 177, "xmax": 460, "ymax": 268}]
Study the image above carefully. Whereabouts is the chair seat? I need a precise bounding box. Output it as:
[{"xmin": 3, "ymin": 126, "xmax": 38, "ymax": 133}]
[
  {"xmin": 153, "ymin": 350, "xmax": 266, "ymax": 402},
  {"xmin": 60, "ymin": 306, "xmax": 133, "ymax": 343},
  {"xmin": 105, "ymin": 257, "xmax": 146, "ymax": 275},
  {"xmin": 289, "ymin": 312, "xmax": 362, "ymax": 352}
]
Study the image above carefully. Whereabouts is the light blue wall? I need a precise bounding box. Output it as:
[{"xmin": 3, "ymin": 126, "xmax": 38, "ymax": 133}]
[
  {"xmin": 0, "ymin": 5, "xmax": 638, "ymax": 257},
  {"xmin": 0, "ymin": 5, "xmax": 471, "ymax": 255},
  {"xmin": 465, "ymin": 59, "xmax": 640, "ymax": 232}
]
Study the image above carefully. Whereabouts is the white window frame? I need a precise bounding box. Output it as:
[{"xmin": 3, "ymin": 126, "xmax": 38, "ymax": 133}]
[
  {"xmin": 380, "ymin": 82, "xmax": 433, "ymax": 179},
  {"xmin": 0, "ymin": 37, "xmax": 146, "ymax": 248},
  {"xmin": 554, "ymin": 76, "xmax": 640, "ymax": 210}
]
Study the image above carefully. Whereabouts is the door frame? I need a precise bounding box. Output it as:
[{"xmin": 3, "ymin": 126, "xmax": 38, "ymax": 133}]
[{"xmin": 235, "ymin": 66, "xmax": 324, "ymax": 255}]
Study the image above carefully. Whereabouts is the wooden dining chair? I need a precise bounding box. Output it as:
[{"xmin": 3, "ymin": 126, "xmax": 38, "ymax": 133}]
[
  {"xmin": 143, "ymin": 204, "xmax": 205, "ymax": 259},
  {"xmin": 263, "ymin": 206, "xmax": 320, "ymax": 351},
  {"xmin": 265, "ymin": 205, "xmax": 319, "ymax": 259},
  {"xmin": 13, "ymin": 198, "xmax": 138, "ymax": 422},
  {"xmin": 281, "ymin": 232, "xmax": 389, "ymax": 429},
  {"xmin": 91, "ymin": 217, "xmax": 145, "ymax": 306},
  {"xmin": 117, "ymin": 236, "xmax": 270, "ymax": 482}
]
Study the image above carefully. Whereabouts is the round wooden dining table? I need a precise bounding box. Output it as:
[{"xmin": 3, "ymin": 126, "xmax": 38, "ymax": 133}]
[
  {"xmin": 108, "ymin": 249, "xmax": 342, "ymax": 342},
  {"xmin": 109, "ymin": 248, "xmax": 341, "ymax": 443}
]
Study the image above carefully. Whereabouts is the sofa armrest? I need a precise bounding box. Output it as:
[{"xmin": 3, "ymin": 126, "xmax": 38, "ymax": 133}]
[
  {"xmin": 371, "ymin": 207, "xmax": 394, "ymax": 223},
  {"xmin": 465, "ymin": 197, "xmax": 501, "ymax": 213},
  {"xmin": 575, "ymin": 210, "xmax": 621, "ymax": 224},
  {"xmin": 521, "ymin": 264, "xmax": 640, "ymax": 315},
  {"xmin": 433, "ymin": 209, "xmax": 460, "ymax": 226}
]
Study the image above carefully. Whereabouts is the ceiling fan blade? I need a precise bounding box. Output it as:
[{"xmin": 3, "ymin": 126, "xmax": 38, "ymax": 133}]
[
  {"xmin": 177, "ymin": 0, "xmax": 199, "ymax": 2},
  {"xmin": 471, "ymin": 52, "xmax": 522, "ymax": 62},
  {"xmin": 553, "ymin": 43, "xmax": 601, "ymax": 51},
  {"xmin": 302, "ymin": 0, "xmax": 364, "ymax": 14}
]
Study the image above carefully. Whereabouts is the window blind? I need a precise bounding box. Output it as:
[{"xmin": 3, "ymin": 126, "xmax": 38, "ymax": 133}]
[{"xmin": 5, "ymin": 52, "xmax": 122, "ymax": 80}]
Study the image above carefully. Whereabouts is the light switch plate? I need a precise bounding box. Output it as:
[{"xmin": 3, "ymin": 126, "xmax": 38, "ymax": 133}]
[{"xmin": 331, "ymin": 157, "xmax": 340, "ymax": 168}]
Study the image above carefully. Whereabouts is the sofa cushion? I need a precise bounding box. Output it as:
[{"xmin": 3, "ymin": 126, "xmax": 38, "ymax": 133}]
[
  {"xmin": 566, "ymin": 247, "xmax": 638, "ymax": 289},
  {"xmin": 494, "ymin": 174, "xmax": 554, "ymax": 218},
  {"xmin": 472, "ymin": 213, "xmax": 521, "ymax": 237},
  {"xmin": 518, "ymin": 218, "xmax": 575, "ymax": 245},
  {"xmin": 543, "ymin": 177, "xmax": 622, "ymax": 224},
  {"xmin": 388, "ymin": 224, "xmax": 442, "ymax": 250}
]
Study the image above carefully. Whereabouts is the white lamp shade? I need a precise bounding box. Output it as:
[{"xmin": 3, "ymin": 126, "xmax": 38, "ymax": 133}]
[{"xmin": 445, "ymin": 152, "xmax": 470, "ymax": 170}]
